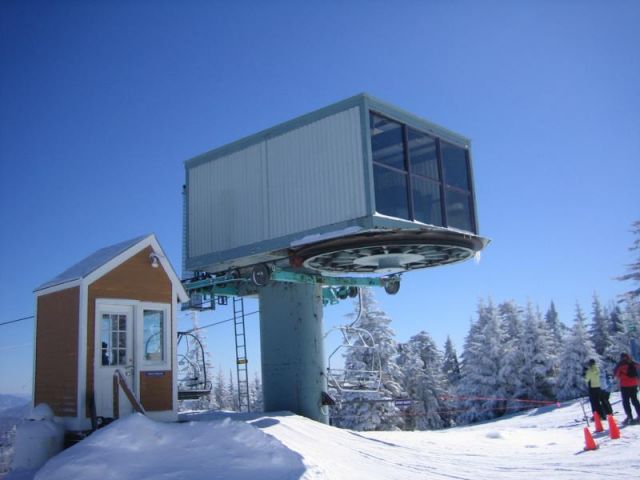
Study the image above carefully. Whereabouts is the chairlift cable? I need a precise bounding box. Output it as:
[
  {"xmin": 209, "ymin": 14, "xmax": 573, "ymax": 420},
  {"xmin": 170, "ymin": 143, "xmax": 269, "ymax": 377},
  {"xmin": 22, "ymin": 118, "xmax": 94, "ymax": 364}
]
[
  {"xmin": 183, "ymin": 310, "xmax": 259, "ymax": 334},
  {"xmin": 0, "ymin": 315, "xmax": 34, "ymax": 327}
]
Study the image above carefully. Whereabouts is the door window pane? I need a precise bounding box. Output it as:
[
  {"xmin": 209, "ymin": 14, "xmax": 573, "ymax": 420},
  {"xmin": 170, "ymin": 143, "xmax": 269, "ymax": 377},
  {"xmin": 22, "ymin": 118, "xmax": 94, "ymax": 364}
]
[
  {"xmin": 408, "ymin": 129, "xmax": 439, "ymax": 180},
  {"xmin": 101, "ymin": 313, "xmax": 127, "ymax": 366},
  {"xmin": 370, "ymin": 114, "xmax": 405, "ymax": 170},
  {"xmin": 143, "ymin": 310, "xmax": 165, "ymax": 362},
  {"xmin": 101, "ymin": 315, "xmax": 111, "ymax": 366},
  {"xmin": 445, "ymin": 189, "xmax": 474, "ymax": 232},
  {"xmin": 441, "ymin": 142, "xmax": 470, "ymax": 191},
  {"xmin": 373, "ymin": 165, "xmax": 409, "ymax": 220},
  {"xmin": 412, "ymin": 177, "xmax": 442, "ymax": 226}
]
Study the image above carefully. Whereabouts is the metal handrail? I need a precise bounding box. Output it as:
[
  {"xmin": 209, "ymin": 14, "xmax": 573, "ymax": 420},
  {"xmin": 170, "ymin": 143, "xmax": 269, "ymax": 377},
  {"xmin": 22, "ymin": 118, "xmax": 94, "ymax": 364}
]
[{"xmin": 112, "ymin": 369, "xmax": 145, "ymax": 418}]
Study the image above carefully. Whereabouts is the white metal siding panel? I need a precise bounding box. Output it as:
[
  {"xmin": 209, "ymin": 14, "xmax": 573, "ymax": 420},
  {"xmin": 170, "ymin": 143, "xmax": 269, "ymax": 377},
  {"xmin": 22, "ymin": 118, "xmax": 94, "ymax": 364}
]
[
  {"xmin": 188, "ymin": 143, "xmax": 267, "ymax": 257},
  {"xmin": 188, "ymin": 106, "xmax": 366, "ymax": 262},
  {"xmin": 266, "ymin": 107, "xmax": 366, "ymax": 239}
]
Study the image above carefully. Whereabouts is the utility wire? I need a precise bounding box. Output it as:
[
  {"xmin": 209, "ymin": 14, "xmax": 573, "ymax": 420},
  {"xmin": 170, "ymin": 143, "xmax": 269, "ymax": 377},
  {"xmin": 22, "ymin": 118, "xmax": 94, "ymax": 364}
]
[
  {"xmin": 0, "ymin": 315, "xmax": 34, "ymax": 327},
  {"xmin": 0, "ymin": 342, "xmax": 33, "ymax": 351}
]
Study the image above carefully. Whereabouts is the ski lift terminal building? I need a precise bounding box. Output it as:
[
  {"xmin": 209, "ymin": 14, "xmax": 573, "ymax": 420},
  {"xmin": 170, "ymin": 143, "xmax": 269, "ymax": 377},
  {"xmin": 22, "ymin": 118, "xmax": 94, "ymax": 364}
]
[
  {"xmin": 184, "ymin": 93, "xmax": 487, "ymax": 279},
  {"xmin": 184, "ymin": 94, "xmax": 488, "ymax": 423}
]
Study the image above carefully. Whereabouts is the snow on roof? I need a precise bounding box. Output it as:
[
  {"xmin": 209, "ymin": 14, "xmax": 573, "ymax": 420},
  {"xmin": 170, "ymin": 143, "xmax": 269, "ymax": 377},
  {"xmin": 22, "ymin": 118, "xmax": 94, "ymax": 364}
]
[{"xmin": 35, "ymin": 234, "xmax": 152, "ymax": 291}]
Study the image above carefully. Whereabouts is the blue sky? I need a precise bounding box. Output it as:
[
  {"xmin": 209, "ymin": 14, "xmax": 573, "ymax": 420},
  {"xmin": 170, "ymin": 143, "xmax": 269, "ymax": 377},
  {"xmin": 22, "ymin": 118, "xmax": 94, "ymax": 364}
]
[{"xmin": 1, "ymin": 1, "xmax": 639, "ymax": 395}]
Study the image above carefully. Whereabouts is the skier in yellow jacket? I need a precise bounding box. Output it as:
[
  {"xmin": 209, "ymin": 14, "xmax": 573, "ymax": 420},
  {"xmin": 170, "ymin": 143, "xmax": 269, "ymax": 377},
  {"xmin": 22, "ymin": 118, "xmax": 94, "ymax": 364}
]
[{"xmin": 584, "ymin": 359, "xmax": 606, "ymax": 420}]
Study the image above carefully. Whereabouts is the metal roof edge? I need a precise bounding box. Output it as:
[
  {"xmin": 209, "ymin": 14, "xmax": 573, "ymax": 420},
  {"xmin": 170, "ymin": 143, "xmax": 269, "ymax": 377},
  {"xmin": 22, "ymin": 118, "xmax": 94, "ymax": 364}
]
[
  {"xmin": 185, "ymin": 93, "xmax": 368, "ymax": 169},
  {"xmin": 34, "ymin": 234, "xmax": 154, "ymax": 292},
  {"xmin": 364, "ymin": 94, "xmax": 471, "ymax": 146},
  {"xmin": 185, "ymin": 93, "xmax": 471, "ymax": 171}
]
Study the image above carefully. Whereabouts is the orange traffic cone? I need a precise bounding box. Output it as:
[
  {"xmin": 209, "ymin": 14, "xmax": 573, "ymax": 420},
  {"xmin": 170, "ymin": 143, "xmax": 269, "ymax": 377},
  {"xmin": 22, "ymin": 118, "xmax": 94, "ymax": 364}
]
[
  {"xmin": 607, "ymin": 414, "xmax": 620, "ymax": 440},
  {"xmin": 583, "ymin": 427, "xmax": 598, "ymax": 451},
  {"xmin": 584, "ymin": 427, "xmax": 598, "ymax": 450},
  {"xmin": 593, "ymin": 412, "xmax": 604, "ymax": 433}
]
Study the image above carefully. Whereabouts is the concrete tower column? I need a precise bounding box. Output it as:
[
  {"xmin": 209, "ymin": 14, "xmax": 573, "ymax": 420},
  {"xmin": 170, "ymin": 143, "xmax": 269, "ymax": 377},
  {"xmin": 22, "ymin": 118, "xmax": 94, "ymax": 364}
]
[{"xmin": 259, "ymin": 282, "xmax": 328, "ymax": 423}]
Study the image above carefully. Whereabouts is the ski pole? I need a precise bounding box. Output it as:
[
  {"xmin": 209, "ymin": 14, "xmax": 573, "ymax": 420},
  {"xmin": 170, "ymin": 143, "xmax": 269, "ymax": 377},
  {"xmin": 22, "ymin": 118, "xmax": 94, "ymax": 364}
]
[{"xmin": 579, "ymin": 398, "xmax": 590, "ymax": 428}]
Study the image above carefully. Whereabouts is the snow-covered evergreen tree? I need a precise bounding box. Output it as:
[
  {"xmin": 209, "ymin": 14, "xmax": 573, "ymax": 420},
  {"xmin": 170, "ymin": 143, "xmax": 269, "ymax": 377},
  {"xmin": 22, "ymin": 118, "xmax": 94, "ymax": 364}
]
[
  {"xmin": 589, "ymin": 294, "xmax": 610, "ymax": 357},
  {"xmin": 617, "ymin": 220, "xmax": 640, "ymax": 300},
  {"xmin": 515, "ymin": 304, "xmax": 556, "ymax": 402},
  {"xmin": 500, "ymin": 301, "xmax": 524, "ymax": 343},
  {"xmin": 497, "ymin": 301, "xmax": 525, "ymax": 405},
  {"xmin": 442, "ymin": 336, "xmax": 461, "ymax": 386},
  {"xmin": 397, "ymin": 331, "xmax": 451, "ymax": 430},
  {"xmin": 457, "ymin": 299, "xmax": 506, "ymax": 424},
  {"xmin": 228, "ymin": 369, "xmax": 239, "ymax": 411},
  {"xmin": 250, "ymin": 371, "xmax": 264, "ymax": 412},
  {"xmin": 213, "ymin": 368, "xmax": 228, "ymax": 410},
  {"xmin": 608, "ymin": 303, "xmax": 625, "ymax": 337},
  {"xmin": 555, "ymin": 305, "xmax": 598, "ymax": 401},
  {"xmin": 601, "ymin": 303, "xmax": 625, "ymax": 375},
  {"xmin": 332, "ymin": 288, "xmax": 404, "ymax": 431},
  {"xmin": 544, "ymin": 301, "xmax": 566, "ymax": 350}
]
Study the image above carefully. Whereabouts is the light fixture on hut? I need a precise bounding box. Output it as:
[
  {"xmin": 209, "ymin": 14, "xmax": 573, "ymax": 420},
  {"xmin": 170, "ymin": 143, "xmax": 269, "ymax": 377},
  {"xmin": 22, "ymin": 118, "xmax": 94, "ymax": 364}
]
[{"xmin": 149, "ymin": 252, "xmax": 161, "ymax": 268}]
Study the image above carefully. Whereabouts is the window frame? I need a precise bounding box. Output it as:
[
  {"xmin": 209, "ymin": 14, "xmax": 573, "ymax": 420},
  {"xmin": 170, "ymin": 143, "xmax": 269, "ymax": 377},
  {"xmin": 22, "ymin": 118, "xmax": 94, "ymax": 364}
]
[
  {"xmin": 369, "ymin": 110, "xmax": 477, "ymax": 234},
  {"xmin": 138, "ymin": 302, "xmax": 171, "ymax": 370}
]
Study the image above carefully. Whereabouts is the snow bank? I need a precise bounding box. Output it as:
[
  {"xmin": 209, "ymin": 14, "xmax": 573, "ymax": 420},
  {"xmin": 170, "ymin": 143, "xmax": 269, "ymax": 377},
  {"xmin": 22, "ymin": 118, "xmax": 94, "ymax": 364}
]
[
  {"xmin": 33, "ymin": 414, "xmax": 305, "ymax": 480},
  {"xmin": 3, "ymin": 393, "xmax": 639, "ymax": 480}
]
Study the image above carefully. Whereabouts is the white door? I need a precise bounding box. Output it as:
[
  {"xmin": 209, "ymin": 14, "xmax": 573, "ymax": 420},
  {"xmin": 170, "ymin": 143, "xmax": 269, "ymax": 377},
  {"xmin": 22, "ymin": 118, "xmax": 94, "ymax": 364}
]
[{"xmin": 95, "ymin": 303, "xmax": 135, "ymax": 418}]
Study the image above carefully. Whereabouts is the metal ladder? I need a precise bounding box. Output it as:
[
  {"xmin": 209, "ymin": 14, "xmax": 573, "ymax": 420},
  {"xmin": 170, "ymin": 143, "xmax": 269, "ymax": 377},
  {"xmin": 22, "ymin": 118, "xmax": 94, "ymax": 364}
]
[{"xmin": 233, "ymin": 297, "xmax": 250, "ymax": 412}]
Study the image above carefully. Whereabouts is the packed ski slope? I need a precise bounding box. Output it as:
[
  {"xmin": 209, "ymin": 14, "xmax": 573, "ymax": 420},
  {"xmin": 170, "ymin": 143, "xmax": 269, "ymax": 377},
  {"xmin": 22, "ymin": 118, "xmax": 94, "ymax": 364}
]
[{"xmin": 5, "ymin": 393, "xmax": 640, "ymax": 480}]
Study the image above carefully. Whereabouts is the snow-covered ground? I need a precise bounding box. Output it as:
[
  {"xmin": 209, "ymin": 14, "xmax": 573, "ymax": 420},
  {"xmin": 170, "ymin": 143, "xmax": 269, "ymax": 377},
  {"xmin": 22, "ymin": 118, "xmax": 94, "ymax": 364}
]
[
  {"xmin": 0, "ymin": 397, "xmax": 31, "ymax": 476},
  {"xmin": 3, "ymin": 393, "xmax": 639, "ymax": 480}
]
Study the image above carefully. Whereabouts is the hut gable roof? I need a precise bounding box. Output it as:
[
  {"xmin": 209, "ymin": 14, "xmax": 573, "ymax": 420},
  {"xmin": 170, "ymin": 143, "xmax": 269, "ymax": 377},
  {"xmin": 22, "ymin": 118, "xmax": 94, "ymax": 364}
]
[
  {"xmin": 34, "ymin": 235, "xmax": 188, "ymax": 302},
  {"xmin": 36, "ymin": 235, "xmax": 150, "ymax": 291}
]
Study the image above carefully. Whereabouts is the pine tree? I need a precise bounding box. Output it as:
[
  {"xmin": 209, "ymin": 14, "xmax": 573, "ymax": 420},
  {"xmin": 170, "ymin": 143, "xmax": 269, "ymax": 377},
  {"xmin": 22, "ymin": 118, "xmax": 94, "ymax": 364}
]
[
  {"xmin": 397, "ymin": 331, "xmax": 451, "ymax": 430},
  {"xmin": 498, "ymin": 301, "xmax": 525, "ymax": 404},
  {"xmin": 544, "ymin": 301, "xmax": 565, "ymax": 349},
  {"xmin": 249, "ymin": 372, "xmax": 264, "ymax": 412},
  {"xmin": 555, "ymin": 305, "xmax": 598, "ymax": 401},
  {"xmin": 617, "ymin": 220, "xmax": 640, "ymax": 300},
  {"xmin": 228, "ymin": 369, "xmax": 239, "ymax": 411},
  {"xmin": 213, "ymin": 368, "xmax": 228, "ymax": 410},
  {"xmin": 332, "ymin": 288, "xmax": 404, "ymax": 431},
  {"xmin": 608, "ymin": 303, "xmax": 625, "ymax": 337},
  {"xmin": 589, "ymin": 294, "xmax": 610, "ymax": 357},
  {"xmin": 457, "ymin": 299, "xmax": 506, "ymax": 424},
  {"xmin": 515, "ymin": 304, "xmax": 556, "ymax": 402},
  {"xmin": 500, "ymin": 300, "xmax": 524, "ymax": 343},
  {"xmin": 442, "ymin": 336, "xmax": 461, "ymax": 386}
]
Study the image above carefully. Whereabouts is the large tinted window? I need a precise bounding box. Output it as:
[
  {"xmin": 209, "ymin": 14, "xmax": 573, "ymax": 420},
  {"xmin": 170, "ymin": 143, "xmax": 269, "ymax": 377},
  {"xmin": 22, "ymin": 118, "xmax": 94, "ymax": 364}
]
[
  {"xmin": 412, "ymin": 177, "xmax": 442, "ymax": 226},
  {"xmin": 408, "ymin": 129, "xmax": 439, "ymax": 180},
  {"xmin": 373, "ymin": 164, "xmax": 409, "ymax": 219},
  {"xmin": 370, "ymin": 114, "xmax": 405, "ymax": 170},
  {"xmin": 445, "ymin": 189, "xmax": 473, "ymax": 232},
  {"xmin": 441, "ymin": 142, "xmax": 469, "ymax": 190},
  {"xmin": 369, "ymin": 111, "xmax": 476, "ymax": 234},
  {"xmin": 371, "ymin": 113, "xmax": 409, "ymax": 220}
]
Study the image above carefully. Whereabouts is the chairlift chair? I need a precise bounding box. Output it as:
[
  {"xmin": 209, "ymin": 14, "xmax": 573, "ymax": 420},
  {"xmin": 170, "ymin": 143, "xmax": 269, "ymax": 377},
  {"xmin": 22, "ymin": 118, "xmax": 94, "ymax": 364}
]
[
  {"xmin": 176, "ymin": 331, "xmax": 212, "ymax": 400},
  {"xmin": 324, "ymin": 289, "xmax": 382, "ymax": 393}
]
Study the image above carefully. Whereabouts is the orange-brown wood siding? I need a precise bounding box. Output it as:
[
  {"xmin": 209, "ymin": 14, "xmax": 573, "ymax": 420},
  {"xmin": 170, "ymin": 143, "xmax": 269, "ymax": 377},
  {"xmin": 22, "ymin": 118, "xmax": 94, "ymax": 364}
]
[
  {"xmin": 87, "ymin": 246, "xmax": 173, "ymax": 415},
  {"xmin": 139, "ymin": 371, "xmax": 173, "ymax": 411},
  {"xmin": 34, "ymin": 287, "xmax": 80, "ymax": 417}
]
